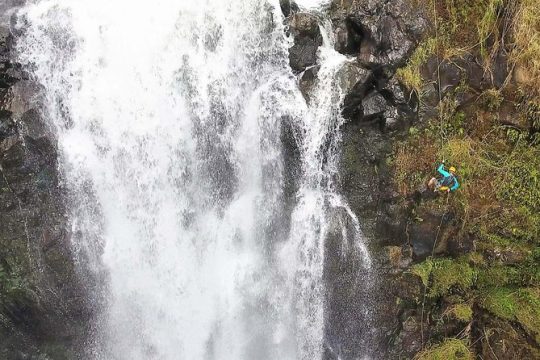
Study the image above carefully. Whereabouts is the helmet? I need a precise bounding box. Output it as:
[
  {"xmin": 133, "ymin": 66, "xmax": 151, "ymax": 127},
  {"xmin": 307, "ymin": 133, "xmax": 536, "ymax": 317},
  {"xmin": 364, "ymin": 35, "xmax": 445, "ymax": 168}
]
[{"xmin": 449, "ymin": 166, "xmax": 456, "ymax": 173}]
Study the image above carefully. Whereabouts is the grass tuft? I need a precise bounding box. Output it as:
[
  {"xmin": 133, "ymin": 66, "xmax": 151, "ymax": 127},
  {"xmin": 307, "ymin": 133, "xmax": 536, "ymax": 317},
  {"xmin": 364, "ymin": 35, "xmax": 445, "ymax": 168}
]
[
  {"xmin": 415, "ymin": 338, "xmax": 474, "ymax": 360},
  {"xmin": 447, "ymin": 303, "xmax": 473, "ymax": 322}
]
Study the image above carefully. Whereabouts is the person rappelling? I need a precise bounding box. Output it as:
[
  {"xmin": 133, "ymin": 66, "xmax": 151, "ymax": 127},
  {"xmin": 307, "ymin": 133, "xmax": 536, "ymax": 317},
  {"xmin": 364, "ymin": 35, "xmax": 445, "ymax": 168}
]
[{"xmin": 428, "ymin": 162, "xmax": 460, "ymax": 193}]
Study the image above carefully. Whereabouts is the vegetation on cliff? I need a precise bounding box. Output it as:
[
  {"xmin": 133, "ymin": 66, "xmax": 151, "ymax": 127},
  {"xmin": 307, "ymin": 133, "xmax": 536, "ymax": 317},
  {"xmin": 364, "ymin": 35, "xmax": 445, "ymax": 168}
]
[{"xmin": 393, "ymin": 0, "xmax": 540, "ymax": 357}]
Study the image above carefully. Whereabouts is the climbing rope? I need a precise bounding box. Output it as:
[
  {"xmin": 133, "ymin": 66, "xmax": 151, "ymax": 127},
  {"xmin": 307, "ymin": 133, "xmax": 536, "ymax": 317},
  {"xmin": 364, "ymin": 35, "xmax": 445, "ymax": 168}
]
[
  {"xmin": 433, "ymin": 0, "xmax": 447, "ymax": 144},
  {"xmin": 419, "ymin": 192, "xmax": 450, "ymax": 349}
]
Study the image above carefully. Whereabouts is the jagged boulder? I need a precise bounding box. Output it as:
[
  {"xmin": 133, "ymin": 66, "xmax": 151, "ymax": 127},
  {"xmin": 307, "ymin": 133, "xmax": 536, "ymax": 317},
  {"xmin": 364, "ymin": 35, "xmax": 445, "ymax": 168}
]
[
  {"xmin": 298, "ymin": 65, "xmax": 319, "ymax": 101},
  {"xmin": 407, "ymin": 209, "xmax": 457, "ymax": 260},
  {"xmin": 279, "ymin": 0, "xmax": 299, "ymax": 18},
  {"xmin": 287, "ymin": 12, "xmax": 323, "ymax": 72},
  {"xmin": 327, "ymin": 0, "xmax": 427, "ymax": 131},
  {"xmin": 340, "ymin": 63, "xmax": 417, "ymax": 131},
  {"xmin": 330, "ymin": 0, "xmax": 427, "ymax": 68}
]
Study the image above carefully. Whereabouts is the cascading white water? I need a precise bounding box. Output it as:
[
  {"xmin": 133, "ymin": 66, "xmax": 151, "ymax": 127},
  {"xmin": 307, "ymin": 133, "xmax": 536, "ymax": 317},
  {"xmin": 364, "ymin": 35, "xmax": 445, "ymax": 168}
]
[{"xmin": 16, "ymin": 0, "xmax": 371, "ymax": 359}]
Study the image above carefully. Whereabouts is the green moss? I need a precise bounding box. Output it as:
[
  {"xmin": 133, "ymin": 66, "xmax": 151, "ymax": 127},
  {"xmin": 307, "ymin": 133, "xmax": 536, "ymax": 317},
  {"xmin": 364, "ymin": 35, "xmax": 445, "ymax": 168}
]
[
  {"xmin": 396, "ymin": 37, "xmax": 437, "ymax": 94},
  {"xmin": 480, "ymin": 287, "xmax": 540, "ymax": 343},
  {"xmin": 464, "ymin": 252, "xmax": 485, "ymax": 266},
  {"xmin": 416, "ymin": 338, "xmax": 474, "ymax": 360},
  {"xmin": 448, "ymin": 303, "xmax": 473, "ymax": 322},
  {"xmin": 429, "ymin": 259, "xmax": 475, "ymax": 298},
  {"xmin": 411, "ymin": 259, "xmax": 434, "ymax": 287},
  {"xmin": 515, "ymin": 289, "xmax": 540, "ymax": 343},
  {"xmin": 410, "ymin": 258, "xmax": 475, "ymax": 298},
  {"xmin": 497, "ymin": 148, "xmax": 540, "ymax": 209},
  {"xmin": 477, "ymin": 266, "xmax": 521, "ymax": 289},
  {"xmin": 480, "ymin": 288, "xmax": 516, "ymax": 319},
  {"xmin": 520, "ymin": 249, "xmax": 540, "ymax": 285}
]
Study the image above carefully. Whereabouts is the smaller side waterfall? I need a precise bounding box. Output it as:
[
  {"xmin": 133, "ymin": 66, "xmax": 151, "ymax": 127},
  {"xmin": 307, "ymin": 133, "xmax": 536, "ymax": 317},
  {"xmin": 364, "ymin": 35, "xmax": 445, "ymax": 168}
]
[{"xmin": 280, "ymin": 4, "xmax": 373, "ymax": 358}]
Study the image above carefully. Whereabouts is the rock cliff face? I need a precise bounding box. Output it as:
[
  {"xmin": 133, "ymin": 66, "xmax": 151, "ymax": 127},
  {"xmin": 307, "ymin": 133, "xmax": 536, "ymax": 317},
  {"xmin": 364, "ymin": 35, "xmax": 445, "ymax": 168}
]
[
  {"xmin": 285, "ymin": 0, "xmax": 539, "ymax": 359},
  {"xmin": 1, "ymin": 9, "xmax": 92, "ymax": 359},
  {"xmin": 283, "ymin": 0, "xmax": 430, "ymax": 357},
  {"xmin": 2, "ymin": 0, "xmax": 538, "ymax": 358}
]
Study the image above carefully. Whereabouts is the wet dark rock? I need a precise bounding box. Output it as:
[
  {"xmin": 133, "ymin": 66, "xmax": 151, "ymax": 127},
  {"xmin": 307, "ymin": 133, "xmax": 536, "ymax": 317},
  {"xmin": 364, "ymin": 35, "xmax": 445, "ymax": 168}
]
[
  {"xmin": 298, "ymin": 65, "xmax": 319, "ymax": 102},
  {"xmin": 362, "ymin": 92, "xmax": 387, "ymax": 119},
  {"xmin": 376, "ymin": 200, "xmax": 408, "ymax": 246},
  {"xmin": 420, "ymin": 55, "xmax": 491, "ymax": 100},
  {"xmin": 279, "ymin": 0, "xmax": 299, "ymax": 18},
  {"xmin": 491, "ymin": 49, "xmax": 509, "ymax": 89},
  {"xmin": 408, "ymin": 210, "xmax": 455, "ymax": 261},
  {"xmin": 391, "ymin": 311, "xmax": 423, "ymax": 357},
  {"xmin": 0, "ymin": 10, "xmax": 92, "ymax": 358},
  {"xmin": 330, "ymin": 0, "xmax": 427, "ymax": 68},
  {"xmin": 329, "ymin": 1, "xmax": 424, "ymax": 132},
  {"xmin": 417, "ymin": 83, "xmax": 439, "ymax": 123},
  {"xmin": 331, "ymin": 2, "xmax": 433, "ymax": 358},
  {"xmin": 447, "ymin": 233, "xmax": 475, "ymax": 257},
  {"xmin": 454, "ymin": 88, "xmax": 478, "ymax": 110},
  {"xmin": 340, "ymin": 123, "xmax": 391, "ymax": 223},
  {"xmin": 341, "ymin": 64, "xmax": 416, "ymax": 132},
  {"xmin": 475, "ymin": 312, "xmax": 540, "ymax": 360},
  {"xmin": 280, "ymin": 115, "xmax": 301, "ymax": 237},
  {"xmin": 287, "ymin": 12, "xmax": 323, "ymax": 72},
  {"xmin": 341, "ymin": 69, "xmax": 386, "ymax": 122},
  {"xmin": 8, "ymin": 81, "xmax": 41, "ymax": 120},
  {"xmin": 333, "ymin": 17, "xmax": 365, "ymax": 55},
  {"xmin": 21, "ymin": 109, "xmax": 50, "ymax": 140},
  {"xmin": 324, "ymin": 206, "xmax": 377, "ymax": 359},
  {"xmin": 457, "ymin": 56, "xmax": 485, "ymax": 91},
  {"xmin": 437, "ymin": 61, "xmax": 462, "ymax": 96},
  {"xmin": 395, "ymin": 272, "xmax": 423, "ymax": 304},
  {"xmin": 336, "ymin": 61, "xmax": 369, "ymax": 95},
  {"xmin": 0, "ymin": 109, "xmax": 16, "ymax": 140}
]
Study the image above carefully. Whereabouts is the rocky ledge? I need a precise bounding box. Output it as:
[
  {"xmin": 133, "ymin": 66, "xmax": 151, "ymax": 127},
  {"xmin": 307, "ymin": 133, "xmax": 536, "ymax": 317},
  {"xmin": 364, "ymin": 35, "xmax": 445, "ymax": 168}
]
[{"xmin": 1, "ymin": 10, "xmax": 93, "ymax": 359}]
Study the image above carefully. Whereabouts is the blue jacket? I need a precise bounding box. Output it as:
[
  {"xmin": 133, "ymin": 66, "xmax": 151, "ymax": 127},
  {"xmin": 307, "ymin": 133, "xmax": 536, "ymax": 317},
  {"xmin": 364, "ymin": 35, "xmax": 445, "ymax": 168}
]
[{"xmin": 437, "ymin": 164, "xmax": 460, "ymax": 191}]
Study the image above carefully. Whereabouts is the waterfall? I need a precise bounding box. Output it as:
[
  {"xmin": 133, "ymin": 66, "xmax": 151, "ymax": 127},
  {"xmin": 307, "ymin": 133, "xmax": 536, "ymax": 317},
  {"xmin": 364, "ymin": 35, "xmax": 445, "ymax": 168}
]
[{"xmin": 16, "ymin": 0, "xmax": 371, "ymax": 359}]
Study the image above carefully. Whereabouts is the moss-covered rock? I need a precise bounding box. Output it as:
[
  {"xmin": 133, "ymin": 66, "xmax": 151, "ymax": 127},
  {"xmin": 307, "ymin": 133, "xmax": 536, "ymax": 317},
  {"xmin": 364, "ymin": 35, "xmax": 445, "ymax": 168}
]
[
  {"xmin": 445, "ymin": 303, "xmax": 473, "ymax": 323},
  {"xmin": 410, "ymin": 257, "xmax": 475, "ymax": 298},
  {"xmin": 416, "ymin": 338, "xmax": 474, "ymax": 360},
  {"xmin": 480, "ymin": 287, "xmax": 540, "ymax": 344}
]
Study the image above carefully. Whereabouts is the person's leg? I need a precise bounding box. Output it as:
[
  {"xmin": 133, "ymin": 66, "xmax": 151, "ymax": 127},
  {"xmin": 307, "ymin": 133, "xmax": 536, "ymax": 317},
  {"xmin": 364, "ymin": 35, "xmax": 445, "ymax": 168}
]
[{"xmin": 428, "ymin": 177, "xmax": 437, "ymax": 190}]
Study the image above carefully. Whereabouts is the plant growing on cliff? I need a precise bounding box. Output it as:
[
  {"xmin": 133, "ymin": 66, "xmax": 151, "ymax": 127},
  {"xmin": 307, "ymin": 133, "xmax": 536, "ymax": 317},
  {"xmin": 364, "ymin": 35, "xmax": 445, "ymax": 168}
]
[
  {"xmin": 511, "ymin": 0, "xmax": 540, "ymax": 94},
  {"xmin": 480, "ymin": 287, "xmax": 540, "ymax": 343},
  {"xmin": 396, "ymin": 37, "xmax": 437, "ymax": 95},
  {"xmin": 394, "ymin": 0, "xmax": 540, "ymax": 357},
  {"xmin": 415, "ymin": 338, "xmax": 474, "ymax": 360},
  {"xmin": 445, "ymin": 303, "xmax": 473, "ymax": 322},
  {"xmin": 411, "ymin": 258, "xmax": 475, "ymax": 298}
]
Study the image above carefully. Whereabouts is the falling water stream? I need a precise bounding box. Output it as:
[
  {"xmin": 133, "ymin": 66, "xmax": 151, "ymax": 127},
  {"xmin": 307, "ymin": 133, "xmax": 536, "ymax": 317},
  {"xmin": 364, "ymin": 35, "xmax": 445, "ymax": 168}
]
[{"xmin": 16, "ymin": 0, "xmax": 371, "ymax": 359}]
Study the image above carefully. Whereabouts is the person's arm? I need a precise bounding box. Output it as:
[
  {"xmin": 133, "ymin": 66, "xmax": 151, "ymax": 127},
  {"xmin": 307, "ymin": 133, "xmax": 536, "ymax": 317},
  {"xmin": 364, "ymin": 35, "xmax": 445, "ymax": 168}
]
[{"xmin": 437, "ymin": 164, "xmax": 450, "ymax": 177}]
